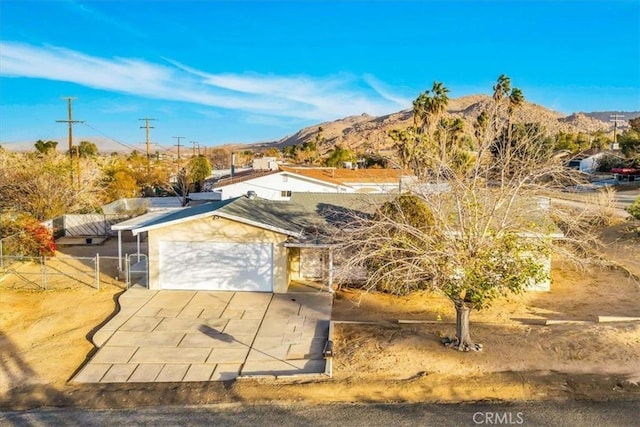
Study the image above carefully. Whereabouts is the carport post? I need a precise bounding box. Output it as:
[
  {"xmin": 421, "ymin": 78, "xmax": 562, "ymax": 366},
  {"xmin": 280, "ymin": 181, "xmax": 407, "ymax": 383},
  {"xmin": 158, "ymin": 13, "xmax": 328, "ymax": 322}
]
[
  {"xmin": 117, "ymin": 230, "xmax": 123, "ymax": 271},
  {"xmin": 327, "ymin": 248, "xmax": 334, "ymax": 293},
  {"xmin": 136, "ymin": 233, "xmax": 141, "ymax": 263}
]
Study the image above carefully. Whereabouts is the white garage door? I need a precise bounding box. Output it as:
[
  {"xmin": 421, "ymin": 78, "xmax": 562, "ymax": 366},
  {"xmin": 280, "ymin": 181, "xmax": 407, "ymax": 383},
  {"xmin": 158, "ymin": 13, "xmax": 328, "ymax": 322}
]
[{"xmin": 159, "ymin": 241, "xmax": 273, "ymax": 291}]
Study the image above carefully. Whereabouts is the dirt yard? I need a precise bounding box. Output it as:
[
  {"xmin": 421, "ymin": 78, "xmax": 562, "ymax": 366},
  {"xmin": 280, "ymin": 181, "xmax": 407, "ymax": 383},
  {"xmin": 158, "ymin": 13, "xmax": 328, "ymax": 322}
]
[{"xmin": 1, "ymin": 223, "xmax": 639, "ymax": 409}]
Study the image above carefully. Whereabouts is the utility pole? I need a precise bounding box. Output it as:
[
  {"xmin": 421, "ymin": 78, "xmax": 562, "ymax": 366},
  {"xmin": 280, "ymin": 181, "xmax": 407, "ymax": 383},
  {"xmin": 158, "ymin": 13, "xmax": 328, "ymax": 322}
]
[
  {"xmin": 172, "ymin": 136, "xmax": 185, "ymax": 161},
  {"xmin": 190, "ymin": 141, "xmax": 199, "ymax": 157},
  {"xmin": 610, "ymin": 114, "xmax": 625, "ymax": 150},
  {"xmin": 139, "ymin": 117, "xmax": 156, "ymax": 172},
  {"xmin": 56, "ymin": 97, "xmax": 84, "ymax": 188}
]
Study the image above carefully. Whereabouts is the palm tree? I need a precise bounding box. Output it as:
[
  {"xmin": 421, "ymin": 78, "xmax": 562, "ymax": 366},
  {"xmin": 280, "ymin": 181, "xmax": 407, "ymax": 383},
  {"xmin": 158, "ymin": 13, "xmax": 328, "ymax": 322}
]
[
  {"xmin": 413, "ymin": 81, "xmax": 450, "ymax": 137},
  {"xmin": 492, "ymin": 74, "xmax": 511, "ymax": 102},
  {"xmin": 507, "ymin": 87, "xmax": 524, "ymax": 116}
]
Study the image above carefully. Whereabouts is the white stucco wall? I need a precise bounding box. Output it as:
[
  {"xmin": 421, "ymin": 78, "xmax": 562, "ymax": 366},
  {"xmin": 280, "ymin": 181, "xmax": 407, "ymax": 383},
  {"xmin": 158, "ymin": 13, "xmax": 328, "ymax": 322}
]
[{"xmin": 217, "ymin": 172, "xmax": 350, "ymax": 200}]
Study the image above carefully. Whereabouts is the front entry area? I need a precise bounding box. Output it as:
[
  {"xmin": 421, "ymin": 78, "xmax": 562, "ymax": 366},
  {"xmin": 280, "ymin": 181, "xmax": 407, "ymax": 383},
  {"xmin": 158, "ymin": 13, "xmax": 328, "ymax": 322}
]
[{"xmin": 158, "ymin": 241, "xmax": 273, "ymax": 292}]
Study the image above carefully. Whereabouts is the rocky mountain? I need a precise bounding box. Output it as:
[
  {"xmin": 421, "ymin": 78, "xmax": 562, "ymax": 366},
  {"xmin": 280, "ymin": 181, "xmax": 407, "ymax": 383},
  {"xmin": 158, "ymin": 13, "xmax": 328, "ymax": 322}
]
[
  {"xmin": 269, "ymin": 95, "xmax": 639, "ymax": 155},
  {"xmin": 580, "ymin": 111, "xmax": 640, "ymax": 123}
]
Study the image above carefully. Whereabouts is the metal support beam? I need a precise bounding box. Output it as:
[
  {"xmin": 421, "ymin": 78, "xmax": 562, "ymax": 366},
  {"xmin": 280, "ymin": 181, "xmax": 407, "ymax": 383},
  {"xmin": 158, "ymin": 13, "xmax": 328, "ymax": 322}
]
[
  {"xmin": 136, "ymin": 233, "xmax": 141, "ymax": 263},
  {"xmin": 118, "ymin": 230, "xmax": 123, "ymax": 272}
]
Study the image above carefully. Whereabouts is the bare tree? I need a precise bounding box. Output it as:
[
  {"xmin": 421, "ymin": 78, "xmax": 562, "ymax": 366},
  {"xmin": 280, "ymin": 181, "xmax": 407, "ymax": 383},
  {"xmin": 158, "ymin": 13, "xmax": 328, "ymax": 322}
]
[
  {"xmin": 0, "ymin": 151, "xmax": 105, "ymax": 220},
  {"xmin": 334, "ymin": 76, "xmax": 603, "ymax": 351}
]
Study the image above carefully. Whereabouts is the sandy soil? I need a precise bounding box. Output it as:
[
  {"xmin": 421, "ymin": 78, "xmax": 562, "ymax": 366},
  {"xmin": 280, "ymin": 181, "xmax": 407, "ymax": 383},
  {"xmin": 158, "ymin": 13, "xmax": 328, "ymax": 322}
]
[{"xmin": 1, "ymin": 224, "xmax": 639, "ymax": 409}]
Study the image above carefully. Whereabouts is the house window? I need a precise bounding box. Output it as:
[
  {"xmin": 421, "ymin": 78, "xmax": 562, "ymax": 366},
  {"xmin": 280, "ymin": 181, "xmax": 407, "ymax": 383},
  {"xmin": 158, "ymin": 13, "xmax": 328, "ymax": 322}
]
[
  {"xmin": 282, "ymin": 175, "xmax": 288, "ymax": 182},
  {"xmin": 281, "ymin": 190, "xmax": 292, "ymax": 197}
]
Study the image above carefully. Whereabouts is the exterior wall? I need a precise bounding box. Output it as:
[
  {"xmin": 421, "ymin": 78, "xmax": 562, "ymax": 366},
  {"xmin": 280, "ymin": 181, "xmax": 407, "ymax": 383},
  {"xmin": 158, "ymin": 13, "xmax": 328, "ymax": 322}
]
[
  {"xmin": 218, "ymin": 172, "xmax": 350, "ymax": 200},
  {"xmin": 147, "ymin": 216, "xmax": 290, "ymax": 293},
  {"xmin": 300, "ymin": 248, "xmax": 324, "ymax": 279},
  {"xmin": 287, "ymin": 247, "xmax": 301, "ymax": 284},
  {"xmin": 526, "ymin": 254, "xmax": 552, "ymax": 292}
]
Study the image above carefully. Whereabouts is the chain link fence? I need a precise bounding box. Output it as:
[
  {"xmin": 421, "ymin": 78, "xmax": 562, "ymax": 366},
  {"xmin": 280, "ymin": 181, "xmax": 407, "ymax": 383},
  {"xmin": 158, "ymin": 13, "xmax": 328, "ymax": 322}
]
[{"xmin": 0, "ymin": 253, "xmax": 148, "ymax": 291}]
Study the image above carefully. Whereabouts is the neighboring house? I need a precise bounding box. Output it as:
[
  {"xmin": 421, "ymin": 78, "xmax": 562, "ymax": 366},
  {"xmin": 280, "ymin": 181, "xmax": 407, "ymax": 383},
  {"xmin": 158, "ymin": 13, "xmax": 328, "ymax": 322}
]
[
  {"xmin": 566, "ymin": 151, "xmax": 607, "ymax": 174},
  {"xmin": 279, "ymin": 166, "xmax": 414, "ymax": 194},
  {"xmin": 127, "ymin": 193, "xmax": 386, "ymax": 293},
  {"xmin": 213, "ymin": 165, "xmax": 414, "ymax": 200}
]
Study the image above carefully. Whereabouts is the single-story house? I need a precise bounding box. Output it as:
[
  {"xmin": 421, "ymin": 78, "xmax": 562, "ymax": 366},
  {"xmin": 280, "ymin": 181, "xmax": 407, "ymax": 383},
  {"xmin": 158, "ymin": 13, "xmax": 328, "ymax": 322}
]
[
  {"xmin": 212, "ymin": 165, "xmax": 414, "ymax": 200},
  {"xmin": 115, "ymin": 190, "xmax": 561, "ymax": 294},
  {"xmin": 127, "ymin": 193, "xmax": 385, "ymax": 293}
]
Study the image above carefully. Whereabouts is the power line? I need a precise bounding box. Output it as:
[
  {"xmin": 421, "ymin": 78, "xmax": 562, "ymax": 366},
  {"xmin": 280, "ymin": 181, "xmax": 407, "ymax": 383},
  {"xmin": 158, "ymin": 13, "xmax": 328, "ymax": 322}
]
[
  {"xmin": 56, "ymin": 97, "xmax": 84, "ymax": 188},
  {"xmin": 81, "ymin": 122, "xmax": 144, "ymax": 153}
]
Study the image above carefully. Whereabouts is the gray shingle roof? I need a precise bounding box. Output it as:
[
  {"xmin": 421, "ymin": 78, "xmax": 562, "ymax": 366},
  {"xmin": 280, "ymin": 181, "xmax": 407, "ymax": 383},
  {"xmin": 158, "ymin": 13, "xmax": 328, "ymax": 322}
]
[{"xmin": 130, "ymin": 193, "xmax": 392, "ymax": 240}]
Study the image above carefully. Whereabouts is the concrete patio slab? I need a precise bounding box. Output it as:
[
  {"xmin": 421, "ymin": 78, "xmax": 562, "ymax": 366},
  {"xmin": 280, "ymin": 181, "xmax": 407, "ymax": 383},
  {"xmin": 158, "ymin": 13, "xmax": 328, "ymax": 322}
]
[
  {"xmin": 222, "ymin": 319, "xmax": 262, "ymax": 335},
  {"xmin": 211, "ymin": 363, "xmax": 241, "ymax": 381},
  {"xmin": 154, "ymin": 317, "xmax": 228, "ymax": 333},
  {"xmin": 107, "ymin": 331, "xmax": 184, "ymax": 347},
  {"xmin": 89, "ymin": 346, "xmax": 138, "ymax": 364},
  {"xmin": 102, "ymin": 363, "xmax": 138, "ymax": 382},
  {"xmin": 183, "ymin": 364, "xmax": 216, "ymax": 382},
  {"xmin": 156, "ymin": 364, "xmax": 191, "ymax": 382},
  {"xmin": 128, "ymin": 364, "xmax": 164, "ymax": 382},
  {"xmin": 130, "ymin": 347, "xmax": 211, "ymax": 364},
  {"xmin": 207, "ymin": 348, "xmax": 250, "ymax": 364},
  {"xmin": 178, "ymin": 332, "xmax": 253, "ymax": 348},
  {"xmin": 119, "ymin": 316, "xmax": 162, "ymax": 332},
  {"xmin": 73, "ymin": 363, "xmax": 111, "ymax": 383},
  {"xmin": 74, "ymin": 289, "xmax": 332, "ymax": 383}
]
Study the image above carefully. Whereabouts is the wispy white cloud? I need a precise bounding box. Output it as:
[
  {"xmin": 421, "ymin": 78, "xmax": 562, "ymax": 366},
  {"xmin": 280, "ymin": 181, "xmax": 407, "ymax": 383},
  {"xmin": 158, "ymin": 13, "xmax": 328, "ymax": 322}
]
[
  {"xmin": 0, "ymin": 42, "xmax": 408, "ymax": 121},
  {"xmin": 66, "ymin": 0, "xmax": 147, "ymax": 39},
  {"xmin": 363, "ymin": 74, "xmax": 412, "ymax": 107}
]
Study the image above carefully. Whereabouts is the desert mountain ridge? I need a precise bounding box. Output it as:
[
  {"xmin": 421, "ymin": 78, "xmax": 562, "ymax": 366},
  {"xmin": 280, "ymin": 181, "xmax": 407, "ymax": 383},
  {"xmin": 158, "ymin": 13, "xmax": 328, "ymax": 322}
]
[
  {"xmin": 2, "ymin": 95, "xmax": 638, "ymax": 155},
  {"xmin": 258, "ymin": 95, "xmax": 639, "ymax": 155}
]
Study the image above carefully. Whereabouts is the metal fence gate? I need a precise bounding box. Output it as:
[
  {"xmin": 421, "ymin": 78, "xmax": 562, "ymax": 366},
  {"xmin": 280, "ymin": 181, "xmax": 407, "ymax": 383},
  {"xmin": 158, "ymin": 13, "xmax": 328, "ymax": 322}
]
[{"xmin": 125, "ymin": 253, "xmax": 148, "ymax": 289}]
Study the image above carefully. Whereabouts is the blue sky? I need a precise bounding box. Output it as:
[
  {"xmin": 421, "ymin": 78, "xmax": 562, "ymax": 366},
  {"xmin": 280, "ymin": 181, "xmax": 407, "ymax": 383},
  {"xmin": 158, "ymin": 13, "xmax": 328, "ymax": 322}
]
[{"xmin": 1, "ymin": 0, "xmax": 639, "ymax": 149}]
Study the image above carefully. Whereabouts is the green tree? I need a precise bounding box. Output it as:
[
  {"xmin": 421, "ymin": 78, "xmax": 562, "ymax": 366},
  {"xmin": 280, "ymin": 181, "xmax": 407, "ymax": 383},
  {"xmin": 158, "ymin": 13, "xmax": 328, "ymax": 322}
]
[
  {"xmin": 325, "ymin": 145, "xmax": 355, "ymax": 167},
  {"xmin": 618, "ymin": 126, "xmax": 640, "ymax": 159},
  {"xmin": 187, "ymin": 155, "xmax": 213, "ymax": 192},
  {"xmin": 34, "ymin": 139, "xmax": 58, "ymax": 155},
  {"xmin": 628, "ymin": 196, "xmax": 640, "ymax": 220},
  {"xmin": 69, "ymin": 140, "xmax": 98, "ymax": 158}
]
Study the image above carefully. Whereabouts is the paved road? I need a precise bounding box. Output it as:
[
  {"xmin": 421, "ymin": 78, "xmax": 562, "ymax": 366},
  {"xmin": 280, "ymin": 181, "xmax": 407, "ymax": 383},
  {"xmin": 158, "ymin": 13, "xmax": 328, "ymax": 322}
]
[{"xmin": 2, "ymin": 401, "xmax": 639, "ymax": 426}]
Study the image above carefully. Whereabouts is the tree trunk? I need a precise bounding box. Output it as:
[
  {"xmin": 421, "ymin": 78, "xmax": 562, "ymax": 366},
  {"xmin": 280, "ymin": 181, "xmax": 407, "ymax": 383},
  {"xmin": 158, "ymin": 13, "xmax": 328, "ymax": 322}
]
[{"xmin": 442, "ymin": 301, "xmax": 483, "ymax": 352}]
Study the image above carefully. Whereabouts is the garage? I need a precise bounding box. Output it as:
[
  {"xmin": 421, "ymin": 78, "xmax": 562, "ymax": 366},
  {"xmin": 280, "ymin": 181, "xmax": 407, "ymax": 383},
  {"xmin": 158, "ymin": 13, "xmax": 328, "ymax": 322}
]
[{"xmin": 158, "ymin": 241, "xmax": 273, "ymax": 292}]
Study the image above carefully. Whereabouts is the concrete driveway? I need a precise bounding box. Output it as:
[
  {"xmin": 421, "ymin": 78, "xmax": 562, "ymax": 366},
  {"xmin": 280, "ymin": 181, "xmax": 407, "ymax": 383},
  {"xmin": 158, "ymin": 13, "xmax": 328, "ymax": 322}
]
[{"xmin": 73, "ymin": 289, "xmax": 332, "ymax": 383}]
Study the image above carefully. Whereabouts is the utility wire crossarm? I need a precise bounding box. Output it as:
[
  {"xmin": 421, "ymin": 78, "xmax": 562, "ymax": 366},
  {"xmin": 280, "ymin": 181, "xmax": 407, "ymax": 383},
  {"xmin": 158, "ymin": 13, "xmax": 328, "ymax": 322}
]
[
  {"xmin": 610, "ymin": 114, "xmax": 625, "ymax": 148},
  {"xmin": 172, "ymin": 136, "xmax": 185, "ymax": 162}
]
